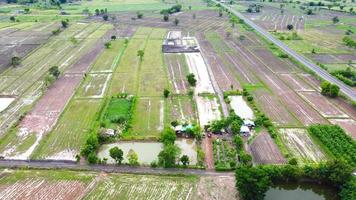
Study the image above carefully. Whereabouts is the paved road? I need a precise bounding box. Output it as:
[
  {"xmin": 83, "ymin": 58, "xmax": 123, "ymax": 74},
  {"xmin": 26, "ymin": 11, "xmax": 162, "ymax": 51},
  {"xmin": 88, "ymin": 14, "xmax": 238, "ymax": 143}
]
[
  {"xmin": 0, "ymin": 159, "xmax": 233, "ymax": 176},
  {"xmin": 214, "ymin": 1, "xmax": 356, "ymax": 101}
]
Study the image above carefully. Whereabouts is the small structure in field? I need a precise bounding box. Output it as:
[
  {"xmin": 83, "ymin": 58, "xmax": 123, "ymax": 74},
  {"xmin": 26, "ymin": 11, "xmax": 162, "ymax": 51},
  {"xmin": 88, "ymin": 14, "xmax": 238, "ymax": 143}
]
[
  {"xmin": 240, "ymin": 125, "xmax": 250, "ymax": 136},
  {"xmin": 101, "ymin": 128, "xmax": 117, "ymax": 137},
  {"xmin": 162, "ymin": 31, "xmax": 200, "ymax": 53},
  {"xmin": 243, "ymin": 119, "xmax": 255, "ymax": 128}
]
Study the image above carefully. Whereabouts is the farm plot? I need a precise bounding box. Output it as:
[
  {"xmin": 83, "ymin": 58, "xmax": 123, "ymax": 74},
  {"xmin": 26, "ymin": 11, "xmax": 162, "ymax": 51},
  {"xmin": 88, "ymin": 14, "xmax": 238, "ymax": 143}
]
[
  {"xmin": 111, "ymin": 38, "xmax": 146, "ymax": 94},
  {"xmin": 279, "ymin": 128, "xmax": 326, "ymax": 164},
  {"xmin": 168, "ymin": 96, "xmax": 197, "ymax": 123},
  {"xmin": 32, "ymin": 99, "xmax": 101, "ymax": 160},
  {"xmin": 196, "ymin": 96, "xmax": 221, "ymax": 127},
  {"xmin": 84, "ymin": 174, "xmax": 198, "ymax": 200},
  {"xmin": 279, "ymin": 73, "xmax": 315, "ymax": 92},
  {"xmin": 138, "ymin": 38, "xmax": 168, "ymax": 97},
  {"xmin": 0, "ymin": 22, "xmax": 55, "ymax": 73},
  {"xmin": 298, "ymin": 91, "xmax": 348, "ymax": 118},
  {"xmin": 251, "ymin": 48, "xmax": 300, "ymax": 73},
  {"xmin": 0, "ymin": 75, "xmax": 82, "ymax": 159},
  {"xmin": 185, "ymin": 53, "xmax": 215, "ymax": 94},
  {"xmin": 228, "ymin": 96, "xmax": 254, "ymax": 120},
  {"xmin": 76, "ymin": 74, "xmax": 111, "ymax": 98},
  {"xmin": 130, "ymin": 97, "xmax": 164, "ymax": 139},
  {"xmin": 198, "ymin": 34, "xmax": 241, "ymax": 91},
  {"xmin": 90, "ymin": 39, "xmax": 126, "ymax": 73},
  {"xmin": 250, "ymin": 132, "xmax": 286, "ymax": 164},
  {"xmin": 195, "ymin": 175, "xmax": 237, "ymax": 200},
  {"xmin": 164, "ymin": 53, "xmax": 190, "ymax": 94},
  {"xmin": 329, "ymin": 119, "xmax": 356, "ymax": 139},
  {"xmin": 0, "ymin": 169, "xmax": 95, "ymax": 200},
  {"xmin": 252, "ymin": 89, "xmax": 300, "ymax": 126}
]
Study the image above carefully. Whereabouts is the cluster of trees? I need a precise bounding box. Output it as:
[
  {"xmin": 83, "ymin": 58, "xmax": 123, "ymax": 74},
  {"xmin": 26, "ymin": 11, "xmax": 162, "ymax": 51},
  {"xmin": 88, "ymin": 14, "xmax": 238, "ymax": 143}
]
[
  {"xmin": 308, "ymin": 124, "xmax": 356, "ymax": 167},
  {"xmin": 236, "ymin": 160, "xmax": 354, "ymax": 200},
  {"xmin": 108, "ymin": 147, "xmax": 139, "ymax": 166},
  {"xmin": 160, "ymin": 4, "xmax": 182, "ymax": 15},
  {"xmin": 186, "ymin": 73, "xmax": 197, "ymax": 87},
  {"xmin": 246, "ymin": 4, "xmax": 262, "ymax": 13},
  {"xmin": 156, "ymin": 128, "xmax": 190, "ymax": 167},
  {"xmin": 331, "ymin": 67, "xmax": 356, "ymax": 87},
  {"xmin": 342, "ymin": 36, "xmax": 356, "ymax": 48},
  {"xmin": 45, "ymin": 66, "xmax": 60, "ymax": 87},
  {"xmin": 320, "ymin": 81, "xmax": 340, "ymax": 97}
]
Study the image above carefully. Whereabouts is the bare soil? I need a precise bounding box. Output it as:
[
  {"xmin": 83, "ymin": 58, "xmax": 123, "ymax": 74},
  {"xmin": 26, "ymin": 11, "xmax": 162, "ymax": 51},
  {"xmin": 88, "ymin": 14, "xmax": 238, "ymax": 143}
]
[{"xmin": 250, "ymin": 131, "xmax": 286, "ymax": 164}]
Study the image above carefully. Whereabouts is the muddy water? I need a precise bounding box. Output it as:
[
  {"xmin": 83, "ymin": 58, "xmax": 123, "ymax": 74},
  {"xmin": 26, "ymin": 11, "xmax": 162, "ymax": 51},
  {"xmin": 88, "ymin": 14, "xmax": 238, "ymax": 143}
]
[
  {"xmin": 0, "ymin": 97, "xmax": 15, "ymax": 112},
  {"xmin": 228, "ymin": 96, "xmax": 254, "ymax": 119},
  {"xmin": 97, "ymin": 142, "xmax": 163, "ymax": 165},
  {"xmin": 175, "ymin": 138, "xmax": 197, "ymax": 165},
  {"xmin": 98, "ymin": 139, "xmax": 198, "ymax": 165},
  {"xmin": 265, "ymin": 182, "xmax": 339, "ymax": 200}
]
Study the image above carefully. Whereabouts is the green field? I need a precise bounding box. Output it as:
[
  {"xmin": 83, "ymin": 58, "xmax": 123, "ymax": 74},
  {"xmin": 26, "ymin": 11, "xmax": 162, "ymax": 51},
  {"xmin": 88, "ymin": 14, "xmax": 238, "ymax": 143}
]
[{"xmin": 32, "ymin": 99, "xmax": 101, "ymax": 159}]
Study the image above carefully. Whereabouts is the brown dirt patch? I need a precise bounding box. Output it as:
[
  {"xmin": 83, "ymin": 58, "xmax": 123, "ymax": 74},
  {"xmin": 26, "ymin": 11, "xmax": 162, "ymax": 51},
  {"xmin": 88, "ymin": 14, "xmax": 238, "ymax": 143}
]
[
  {"xmin": 196, "ymin": 175, "xmax": 238, "ymax": 200},
  {"xmin": 0, "ymin": 179, "xmax": 86, "ymax": 200},
  {"xmin": 250, "ymin": 131, "xmax": 286, "ymax": 164},
  {"xmin": 202, "ymin": 136, "xmax": 214, "ymax": 170}
]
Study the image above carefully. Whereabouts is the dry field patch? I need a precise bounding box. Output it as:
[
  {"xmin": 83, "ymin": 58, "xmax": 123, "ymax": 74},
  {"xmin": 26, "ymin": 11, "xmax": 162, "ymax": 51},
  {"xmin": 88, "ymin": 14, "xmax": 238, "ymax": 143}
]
[
  {"xmin": 279, "ymin": 128, "xmax": 326, "ymax": 164},
  {"xmin": 250, "ymin": 132, "xmax": 286, "ymax": 164}
]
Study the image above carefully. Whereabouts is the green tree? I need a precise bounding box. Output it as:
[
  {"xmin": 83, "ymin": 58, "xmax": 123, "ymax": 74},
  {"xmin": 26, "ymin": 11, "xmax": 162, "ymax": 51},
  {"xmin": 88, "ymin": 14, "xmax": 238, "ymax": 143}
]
[
  {"xmin": 137, "ymin": 12, "xmax": 143, "ymax": 19},
  {"xmin": 109, "ymin": 147, "xmax": 124, "ymax": 164},
  {"xmin": 231, "ymin": 121, "xmax": 241, "ymax": 135},
  {"xmin": 174, "ymin": 18, "xmax": 179, "ymax": 26},
  {"xmin": 286, "ymin": 24, "xmax": 294, "ymax": 30},
  {"xmin": 163, "ymin": 14, "xmax": 169, "ymax": 21},
  {"xmin": 161, "ymin": 127, "xmax": 176, "ymax": 145},
  {"xmin": 11, "ymin": 56, "xmax": 20, "ymax": 66},
  {"xmin": 235, "ymin": 165, "xmax": 271, "ymax": 200},
  {"xmin": 332, "ymin": 16, "xmax": 339, "ymax": 24},
  {"xmin": 158, "ymin": 144, "xmax": 180, "ymax": 168},
  {"xmin": 163, "ymin": 89, "xmax": 170, "ymax": 98},
  {"xmin": 111, "ymin": 35, "xmax": 116, "ymax": 40},
  {"xmin": 49, "ymin": 66, "xmax": 60, "ymax": 79},
  {"xmin": 61, "ymin": 20, "xmax": 68, "ymax": 28},
  {"xmin": 288, "ymin": 157, "xmax": 298, "ymax": 165},
  {"xmin": 104, "ymin": 42, "xmax": 111, "ymax": 49},
  {"xmin": 186, "ymin": 73, "xmax": 197, "ymax": 86},
  {"xmin": 321, "ymin": 81, "xmax": 331, "ymax": 95},
  {"xmin": 180, "ymin": 155, "xmax": 189, "ymax": 166},
  {"xmin": 127, "ymin": 149, "xmax": 139, "ymax": 166},
  {"xmin": 87, "ymin": 152, "xmax": 98, "ymax": 164},
  {"xmin": 233, "ymin": 135, "xmax": 243, "ymax": 152},
  {"xmin": 137, "ymin": 50, "xmax": 144, "ymax": 61},
  {"xmin": 329, "ymin": 84, "xmax": 340, "ymax": 97},
  {"xmin": 103, "ymin": 14, "xmax": 108, "ymax": 21},
  {"xmin": 10, "ymin": 16, "xmax": 15, "ymax": 22}
]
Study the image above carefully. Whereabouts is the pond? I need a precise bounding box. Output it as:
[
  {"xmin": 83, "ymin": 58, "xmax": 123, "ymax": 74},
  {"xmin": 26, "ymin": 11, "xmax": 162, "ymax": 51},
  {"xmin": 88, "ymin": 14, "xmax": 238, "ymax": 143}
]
[
  {"xmin": 97, "ymin": 139, "xmax": 198, "ymax": 165},
  {"xmin": 265, "ymin": 182, "xmax": 339, "ymax": 200},
  {"xmin": 97, "ymin": 142, "xmax": 162, "ymax": 165},
  {"xmin": 175, "ymin": 138, "xmax": 197, "ymax": 165}
]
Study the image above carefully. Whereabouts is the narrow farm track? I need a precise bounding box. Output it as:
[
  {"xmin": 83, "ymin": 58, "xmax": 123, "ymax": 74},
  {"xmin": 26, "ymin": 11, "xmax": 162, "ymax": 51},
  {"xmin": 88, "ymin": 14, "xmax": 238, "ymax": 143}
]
[
  {"xmin": 215, "ymin": 1, "xmax": 356, "ymax": 101},
  {"xmin": 0, "ymin": 160, "xmax": 232, "ymax": 176}
]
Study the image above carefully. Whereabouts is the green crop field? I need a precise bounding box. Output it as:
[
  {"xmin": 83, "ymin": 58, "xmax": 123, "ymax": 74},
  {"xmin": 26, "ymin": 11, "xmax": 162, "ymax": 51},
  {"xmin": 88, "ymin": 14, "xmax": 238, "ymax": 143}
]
[{"xmin": 32, "ymin": 99, "xmax": 101, "ymax": 159}]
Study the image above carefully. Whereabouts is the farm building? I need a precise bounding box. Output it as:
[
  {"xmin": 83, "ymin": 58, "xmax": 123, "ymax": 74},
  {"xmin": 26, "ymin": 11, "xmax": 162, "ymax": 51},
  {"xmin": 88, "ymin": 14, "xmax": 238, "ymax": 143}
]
[
  {"xmin": 243, "ymin": 119, "xmax": 255, "ymax": 128},
  {"xmin": 162, "ymin": 31, "xmax": 200, "ymax": 53},
  {"xmin": 240, "ymin": 125, "xmax": 250, "ymax": 136}
]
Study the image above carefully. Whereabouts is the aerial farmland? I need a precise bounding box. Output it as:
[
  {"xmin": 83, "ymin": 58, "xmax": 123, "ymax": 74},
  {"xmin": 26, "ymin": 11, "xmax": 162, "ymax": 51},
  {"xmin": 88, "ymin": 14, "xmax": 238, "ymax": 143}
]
[{"xmin": 0, "ymin": 0, "xmax": 355, "ymax": 199}]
